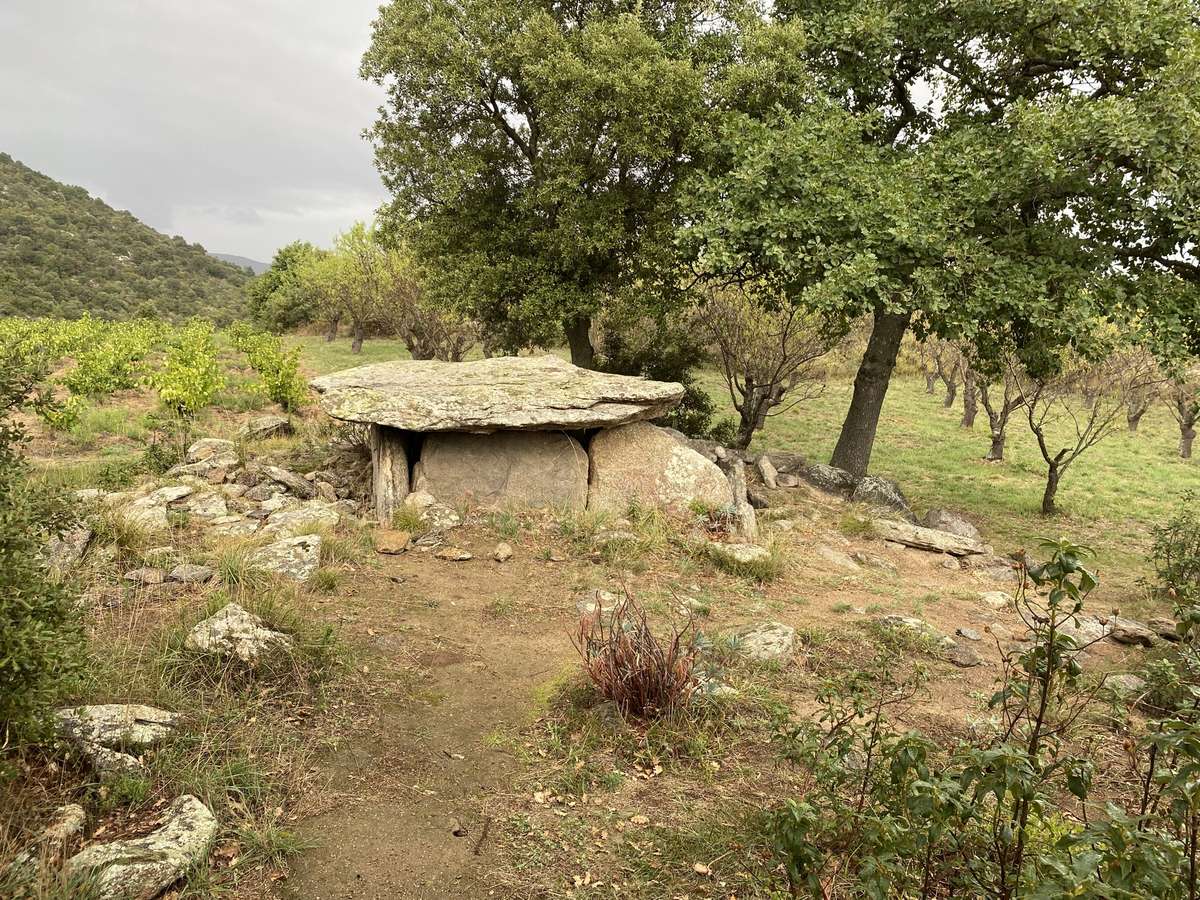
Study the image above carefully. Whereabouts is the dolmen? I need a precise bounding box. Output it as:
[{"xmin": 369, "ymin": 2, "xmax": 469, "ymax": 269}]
[{"xmin": 311, "ymin": 355, "xmax": 733, "ymax": 521}]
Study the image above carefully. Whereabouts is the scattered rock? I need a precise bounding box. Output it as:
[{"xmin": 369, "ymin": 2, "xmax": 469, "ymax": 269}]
[
  {"xmin": 183, "ymin": 602, "xmax": 293, "ymax": 663},
  {"xmin": 248, "ymin": 534, "xmax": 321, "ymax": 582},
  {"xmin": 775, "ymin": 473, "xmax": 800, "ymax": 488},
  {"xmin": 46, "ymin": 525, "xmax": 94, "ymax": 573},
  {"xmin": 208, "ymin": 515, "xmax": 259, "ymax": 537},
  {"xmin": 434, "ymin": 547, "xmax": 473, "ymax": 561},
  {"xmin": 979, "ymin": 591, "xmax": 1012, "ymax": 611},
  {"xmin": 877, "ymin": 615, "xmax": 953, "ymax": 647},
  {"xmin": 734, "ymin": 622, "xmax": 795, "ymax": 662},
  {"xmin": 56, "ymin": 704, "xmax": 177, "ymax": 753},
  {"xmin": 6, "ymin": 803, "xmax": 88, "ymax": 874},
  {"xmin": 1106, "ymin": 673, "xmax": 1148, "ymax": 698},
  {"xmin": 261, "ymin": 465, "xmax": 317, "ymax": 500},
  {"xmin": 175, "ymin": 492, "xmax": 228, "ymax": 519},
  {"xmin": 413, "ymin": 431, "xmax": 588, "ymax": 510},
  {"xmin": 311, "ymin": 355, "xmax": 684, "ymax": 431},
  {"xmin": 747, "ymin": 486, "xmax": 770, "ymax": 509},
  {"xmin": 588, "ymin": 422, "xmax": 734, "ymax": 515},
  {"xmin": 946, "ymin": 642, "xmax": 984, "ymax": 668},
  {"xmin": 1108, "ymin": 617, "xmax": 1157, "ymax": 648},
  {"xmin": 1057, "ymin": 615, "xmax": 1112, "ymax": 647},
  {"xmin": 940, "ymin": 555, "xmax": 962, "ymax": 570},
  {"xmin": 238, "ymin": 414, "xmax": 292, "ymax": 440},
  {"xmin": 1148, "ymin": 617, "xmax": 1182, "ymax": 642},
  {"xmin": 66, "ymin": 795, "xmax": 217, "ymax": 900},
  {"xmin": 871, "ymin": 519, "xmax": 986, "ymax": 556},
  {"xmin": 375, "ymin": 530, "xmax": 412, "ymax": 554},
  {"xmin": 186, "ymin": 438, "xmax": 235, "ymax": 463},
  {"xmin": 725, "ymin": 458, "xmax": 758, "ymax": 541},
  {"xmin": 797, "ymin": 463, "xmax": 858, "ymax": 497},
  {"xmin": 122, "ymin": 567, "xmax": 165, "ymax": 586},
  {"xmin": 921, "ymin": 508, "xmax": 982, "ymax": 541},
  {"xmin": 577, "ymin": 588, "xmax": 620, "ymax": 618},
  {"xmin": 167, "ymin": 564, "xmax": 213, "ymax": 584},
  {"xmin": 956, "ymin": 627, "xmax": 983, "ymax": 642},
  {"xmin": 756, "ymin": 454, "xmax": 778, "ymax": 489},
  {"xmin": 707, "ymin": 542, "xmax": 771, "ymax": 566},
  {"xmin": 315, "ymin": 481, "xmax": 337, "ymax": 503},
  {"xmin": 260, "ymin": 500, "xmax": 342, "ymax": 538},
  {"xmin": 817, "ymin": 545, "xmax": 860, "ymax": 573},
  {"xmin": 851, "ymin": 475, "xmax": 915, "ymax": 521},
  {"xmin": 492, "ymin": 542, "xmax": 514, "ymax": 562},
  {"xmin": 405, "ymin": 491, "xmax": 462, "ymax": 531}
]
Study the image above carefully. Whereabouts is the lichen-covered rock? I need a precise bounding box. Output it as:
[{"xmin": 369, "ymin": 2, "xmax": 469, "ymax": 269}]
[
  {"xmin": 725, "ymin": 458, "xmax": 758, "ymax": 541},
  {"xmin": 167, "ymin": 564, "xmax": 213, "ymax": 584},
  {"xmin": 186, "ymin": 438, "xmax": 235, "ymax": 463},
  {"xmin": 756, "ymin": 454, "xmax": 779, "ymax": 489},
  {"xmin": 260, "ymin": 501, "xmax": 342, "ymax": 538},
  {"xmin": 921, "ymin": 508, "xmax": 982, "ymax": 541},
  {"xmin": 735, "ymin": 622, "xmax": 795, "ymax": 662},
  {"xmin": 260, "ymin": 465, "xmax": 316, "ymax": 500},
  {"xmin": 1057, "ymin": 615, "xmax": 1112, "ymax": 647},
  {"xmin": 1106, "ymin": 673, "xmax": 1148, "ymax": 698},
  {"xmin": 414, "ymin": 431, "xmax": 588, "ymax": 510},
  {"xmin": 1108, "ymin": 617, "xmax": 1157, "ymax": 647},
  {"xmin": 238, "ymin": 414, "xmax": 292, "ymax": 440},
  {"xmin": 798, "ymin": 463, "xmax": 858, "ymax": 497},
  {"xmin": 311, "ymin": 355, "xmax": 683, "ymax": 431},
  {"xmin": 122, "ymin": 567, "xmax": 165, "ymax": 586},
  {"xmin": 876, "ymin": 615, "xmax": 954, "ymax": 647},
  {"xmin": 46, "ymin": 525, "xmax": 94, "ymax": 573},
  {"xmin": 1148, "ymin": 617, "xmax": 1182, "ymax": 642},
  {"xmin": 183, "ymin": 602, "xmax": 292, "ymax": 662},
  {"xmin": 708, "ymin": 542, "xmax": 770, "ymax": 566},
  {"xmin": 55, "ymin": 704, "xmax": 177, "ymax": 752},
  {"xmin": 872, "ymin": 519, "xmax": 986, "ymax": 556},
  {"xmin": 175, "ymin": 491, "xmax": 228, "ymax": 519},
  {"xmin": 208, "ymin": 515, "xmax": 260, "ymax": 537},
  {"xmin": 66, "ymin": 795, "xmax": 217, "ymax": 900},
  {"xmin": 248, "ymin": 535, "xmax": 320, "ymax": 582},
  {"xmin": 851, "ymin": 475, "xmax": 915, "ymax": 521},
  {"xmin": 588, "ymin": 422, "xmax": 732, "ymax": 515}
]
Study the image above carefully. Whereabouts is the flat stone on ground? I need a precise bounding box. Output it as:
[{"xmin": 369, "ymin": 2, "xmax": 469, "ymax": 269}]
[
  {"xmin": 311, "ymin": 355, "xmax": 684, "ymax": 432},
  {"xmin": 55, "ymin": 704, "xmax": 177, "ymax": 751},
  {"xmin": 248, "ymin": 534, "xmax": 321, "ymax": 582},
  {"xmin": 183, "ymin": 602, "xmax": 292, "ymax": 663},
  {"xmin": 735, "ymin": 622, "xmax": 795, "ymax": 662}
]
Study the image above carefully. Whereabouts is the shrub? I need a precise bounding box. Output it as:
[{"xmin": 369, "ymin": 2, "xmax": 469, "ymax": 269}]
[
  {"xmin": 1150, "ymin": 490, "xmax": 1200, "ymax": 605},
  {"xmin": 148, "ymin": 319, "xmax": 224, "ymax": 417},
  {"xmin": 227, "ymin": 326, "xmax": 307, "ymax": 411},
  {"xmin": 573, "ymin": 593, "xmax": 700, "ymax": 719},
  {"xmin": 0, "ymin": 354, "xmax": 85, "ymax": 744}
]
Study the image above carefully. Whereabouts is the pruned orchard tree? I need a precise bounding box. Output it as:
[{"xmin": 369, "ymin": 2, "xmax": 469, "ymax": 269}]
[
  {"xmin": 1017, "ymin": 349, "xmax": 1162, "ymax": 516},
  {"xmin": 362, "ymin": 0, "xmax": 730, "ymax": 368},
  {"xmin": 1168, "ymin": 366, "xmax": 1200, "ymax": 459},
  {"xmin": 681, "ymin": 3, "xmax": 1200, "ymax": 478},
  {"xmin": 376, "ymin": 246, "xmax": 480, "ymax": 362},
  {"xmin": 928, "ymin": 338, "xmax": 963, "ymax": 410},
  {"xmin": 1114, "ymin": 348, "xmax": 1162, "ymax": 432},
  {"xmin": 976, "ymin": 355, "xmax": 1028, "ymax": 462},
  {"xmin": 695, "ymin": 284, "xmax": 836, "ymax": 449}
]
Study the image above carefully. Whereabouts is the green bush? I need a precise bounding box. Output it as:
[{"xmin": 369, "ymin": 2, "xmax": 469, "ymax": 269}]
[
  {"xmin": 0, "ymin": 354, "xmax": 85, "ymax": 745},
  {"xmin": 770, "ymin": 540, "xmax": 1200, "ymax": 897},
  {"xmin": 148, "ymin": 319, "xmax": 225, "ymax": 417},
  {"xmin": 226, "ymin": 325, "xmax": 307, "ymax": 412}
]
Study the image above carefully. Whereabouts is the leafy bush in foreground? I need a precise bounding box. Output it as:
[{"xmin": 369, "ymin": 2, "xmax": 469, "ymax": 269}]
[
  {"xmin": 0, "ymin": 354, "xmax": 84, "ymax": 746},
  {"xmin": 227, "ymin": 324, "xmax": 307, "ymax": 412},
  {"xmin": 772, "ymin": 540, "xmax": 1200, "ymax": 898},
  {"xmin": 149, "ymin": 319, "xmax": 225, "ymax": 417}
]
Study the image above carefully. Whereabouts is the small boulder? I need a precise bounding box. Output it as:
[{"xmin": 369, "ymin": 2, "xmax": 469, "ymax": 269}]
[
  {"xmin": 434, "ymin": 547, "xmax": 473, "ymax": 561},
  {"xmin": 775, "ymin": 473, "xmax": 801, "ymax": 488},
  {"xmin": 248, "ymin": 534, "xmax": 321, "ymax": 582},
  {"xmin": 46, "ymin": 525, "xmax": 94, "ymax": 574},
  {"xmin": 492, "ymin": 542, "xmax": 514, "ymax": 562},
  {"xmin": 921, "ymin": 508, "xmax": 982, "ymax": 541},
  {"xmin": 1106, "ymin": 673, "xmax": 1148, "ymax": 699},
  {"xmin": 946, "ymin": 642, "xmax": 984, "ymax": 668},
  {"xmin": 186, "ymin": 438, "xmax": 235, "ymax": 463},
  {"xmin": 979, "ymin": 591, "xmax": 1012, "ymax": 611},
  {"xmin": 56, "ymin": 704, "xmax": 177, "ymax": 752},
  {"xmin": 261, "ymin": 465, "xmax": 317, "ymax": 500},
  {"xmin": 66, "ymin": 795, "xmax": 217, "ymax": 900},
  {"xmin": 238, "ymin": 414, "xmax": 292, "ymax": 440},
  {"xmin": 1148, "ymin": 617, "xmax": 1182, "ymax": 642},
  {"xmin": 956, "ymin": 627, "xmax": 983, "ymax": 642},
  {"xmin": 756, "ymin": 454, "xmax": 779, "ymax": 489},
  {"xmin": 122, "ymin": 568, "xmax": 165, "ymax": 586},
  {"xmin": 260, "ymin": 500, "xmax": 342, "ymax": 538},
  {"xmin": 167, "ymin": 564, "xmax": 213, "ymax": 584},
  {"xmin": 576, "ymin": 587, "xmax": 620, "ymax": 618},
  {"xmin": 851, "ymin": 475, "xmax": 915, "ymax": 521},
  {"xmin": 375, "ymin": 530, "xmax": 412, "ymax": 554},
  {"xmin": 1108, "ymin": 617, "xmax": 1157, "ymax": 648},
  {"xmin": 877, "ymin": 615, "xmax": 953, "ymax": 647},
  {"xmin": 817, "ymin": 545, "xmax": 860, "ymax": 573},
  {"xmin": 183, "ymin": 602, "xmax": 292, "ymax": 663},
  {"xmin": 734, "ymin": 622, "xmax": 795, "ymax": 663},
  {"xmin": 1058, "ymin": 615, "xmax": 1112, "ymax": 647},
  {"xmin": 797, "ymin": 463, "xmax": 858, "ymax": 497},
  {"xmin": 175, "ymin": 492, "xmax": 228, "ymax": 519},
  {"xmin": 208, "ymin": 515, "xmax": 259, "ymax": 537},
  {"xmin": 708, "ymin": 542, "xmax": 771, "ymax": 566}
]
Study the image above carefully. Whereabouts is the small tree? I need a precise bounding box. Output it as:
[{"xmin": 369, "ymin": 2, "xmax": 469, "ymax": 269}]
[
  {"xmin": 1168, "ymin": 366, "xmax": 1200, "ymax": 459},
  {"xmin": 976, "ymin": 356, "xmax": 1026, "ymax": 462},
  {"xmin": 376, "ymin": 245, "xmax": 479, "ymax": 361},
  {"xmin": 928, "ymin": 338, "xmax": 962, "ymax": 409},
  {"xmin": 696, "ymin": 285, "xmax": 836, "ymax": 449},
  {"xmin": 1018, "ymin": 352, "xmax": 1160, "ymax": 515}
]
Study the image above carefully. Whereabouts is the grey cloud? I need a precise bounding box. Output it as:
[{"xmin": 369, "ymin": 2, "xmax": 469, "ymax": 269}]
[{"xmin": 0, "ymin": 0, "xmax": 390, "ymax": 261}]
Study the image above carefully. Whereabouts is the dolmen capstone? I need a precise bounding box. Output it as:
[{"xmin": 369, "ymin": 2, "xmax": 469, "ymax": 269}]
[{"xmin": 311, "ymin": 355, "xmax": 733, "ymax": 521}]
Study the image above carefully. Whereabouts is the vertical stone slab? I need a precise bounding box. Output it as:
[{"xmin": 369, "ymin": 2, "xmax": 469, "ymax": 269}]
[{"xmin": 368, "ymin": 424, "xmax": 409, "ymax": 523}]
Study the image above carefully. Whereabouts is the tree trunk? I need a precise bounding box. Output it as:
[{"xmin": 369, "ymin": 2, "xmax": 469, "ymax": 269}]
[
  {"xmin": 987, "ymin": 429, "xmax": 1006, "ymax": 461},
  {"xmin": 830, "ymin": 309, "xmax": 911, "ymax": 478},
  {"xmin": 1127, "ymin": 407, "xmax": 1147, "ymax": 432},
  {"xmin": 942, "ymin": 382, "xmax": 958, "ymax": 408},
  {"xmin": 565, "ymin": 315, "xmax": 595, "ymax": 369},
  {"xmin": 351, "ymin": 320, "xmax": 365, "ymax": 354},
  {"xmin": 1041, "ymin": 464, "xmax": 1061, "ymax": 516},
  {"xmin": 924, "ymin": 372, "xmax": 937, "ymax": 394},
  {"xmin": 961, "ymin": 370, "xmax": 978, "ymax": 428},
  {"xmin": 324, "ymin": 315, "xmax": 340, "ymax": 342},
  {"xmin": 1182, "ymin": 421, "xmax": 1197, "ymax": 459}
]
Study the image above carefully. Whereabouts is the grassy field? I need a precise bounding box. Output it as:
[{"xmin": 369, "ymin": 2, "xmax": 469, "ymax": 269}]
[{"xmin": 290, "ymin": 333, "xmax": 1191, "ymax": 601}]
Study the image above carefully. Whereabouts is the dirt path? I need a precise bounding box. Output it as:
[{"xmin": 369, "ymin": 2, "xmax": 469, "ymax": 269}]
[{"xmin": 276, "ymin": 542, "xmax": 579, "ymax": 899}]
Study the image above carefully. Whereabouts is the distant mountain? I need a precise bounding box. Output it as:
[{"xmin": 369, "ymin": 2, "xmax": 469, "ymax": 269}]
[
  {"xmin": 0, "ymin": 152, "xmax": 250, "ymax": 321},
  {"xmin": 212, "ymin": 253, "xmax": 269, "ymax": 275}
]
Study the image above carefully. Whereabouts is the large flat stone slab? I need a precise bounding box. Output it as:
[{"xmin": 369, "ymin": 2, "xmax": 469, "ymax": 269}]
[
  {"xmin": 413, "ymin": 431, "xmax": 588, "ymax": 510},
  {"xmin": 311, "ymin": 356, "xmax": 683, "ymax": 432},
  {"xmin": 872, "ymin": 519, "xmax": 985, "ymax": 556}
]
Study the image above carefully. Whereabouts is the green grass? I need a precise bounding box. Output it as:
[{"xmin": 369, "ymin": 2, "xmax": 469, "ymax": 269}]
[{"xmin": 285, "ymin": 334, "xmax": 415, "ymax": 376}]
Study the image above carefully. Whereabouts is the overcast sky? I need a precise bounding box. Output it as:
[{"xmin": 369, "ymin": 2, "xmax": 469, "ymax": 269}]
[{"xmin": 0, "ymin": 0, "xmax": 389, "ymax": 263}]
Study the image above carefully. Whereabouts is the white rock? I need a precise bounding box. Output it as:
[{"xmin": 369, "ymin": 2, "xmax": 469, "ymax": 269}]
[
  {"xmin": 183, "ymin": 602, "xmax": 292, "ymax": 663},
  {"xmin": 55, "ymin": 704, "xmax": 177, "ymax": 751},
  {"xmin": 185, "ymin": 438, "xmax": 235, "ymax": 463},
  {"xmin": 260, "ymin": 501, "xmax": 342, "ymax": 538},
  {"xmin": 979, "ymin": 591, "xmax": 1012, "ymax": 610},
  {"xmin": 208, "ymin": 515, "xmax": 260, "ymax": 537},
  {"xmin": 817, "ymin": 545, "xmax": 860, "ymax": 572},
  {"xmin": 66, "ymin": 795, "xmax": 217, "ymax": 900},
  {"xmin": 708, "ymin": 542, "xmax": 770, "ymax": 566},
  {"xmin": 756, "ymin": 454, "xmax": 779, "ymax": 489},
  {"xmin": 735, "ymin": 622, "xmax": 795, "ymax": 662}
]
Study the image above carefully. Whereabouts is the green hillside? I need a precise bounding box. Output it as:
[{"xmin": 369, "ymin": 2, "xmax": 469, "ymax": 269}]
[{"xmin": 0, "ymin": 152, "xmax": 249, "ymax": 321}]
